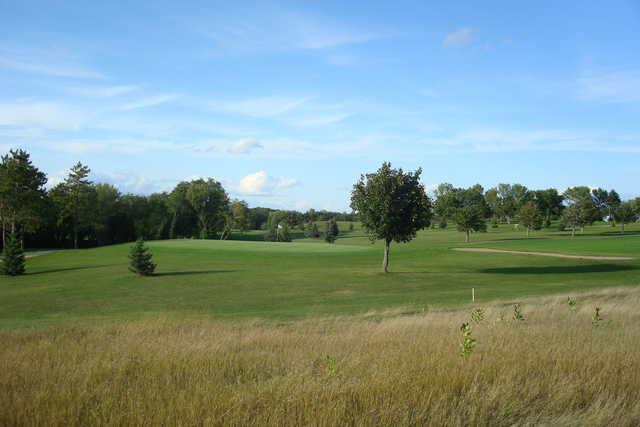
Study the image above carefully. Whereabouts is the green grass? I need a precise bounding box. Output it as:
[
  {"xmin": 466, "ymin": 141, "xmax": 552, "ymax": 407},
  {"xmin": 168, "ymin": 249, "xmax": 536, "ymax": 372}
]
[{"xmin": 1, "ymin": 223, "xmax": 639, "ymax": 328}]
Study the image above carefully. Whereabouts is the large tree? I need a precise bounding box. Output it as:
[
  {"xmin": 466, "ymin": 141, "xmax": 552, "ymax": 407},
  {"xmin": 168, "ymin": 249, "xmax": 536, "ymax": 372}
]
[
  {"xmin": 533, "ymin": 189, "xmax": 564, "ymax": 227},
  {"xmin": 591, "ymin": 188, "xmax": 621, "ymax": 225},
  {"xmin": 230, "ymin": 200, "xmax": 250, "ymax": 233},
  {"xmin": 185, "ymin": 179, "xmax": 229, "ymax": 239},
  {"xmin": 51, "ymin": 162, "xmax": 95, "ymax": 249},
  {"xmin": 351, "ymin": 162, "xmax": 432, "ymax": 273},
  {"xmin": 433, "ymin": 183, "xmax": 457, "ymax": 228},
  {"xmin": 0, "ymin": 149, "xmax": 47, "ymax": 246},
  {"xmin": 453, "ymin": 186, "xmax": 489, "ymax": 242},
  {"xmin": 563, "ymin": 186, "xmax": 599, "ymax": 233}
]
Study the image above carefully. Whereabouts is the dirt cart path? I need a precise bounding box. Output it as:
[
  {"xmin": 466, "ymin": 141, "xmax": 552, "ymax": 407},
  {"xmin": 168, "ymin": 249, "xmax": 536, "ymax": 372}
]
[{"xmin": 452, "ymin": 247, "xmax": 634, "ymax": 261}]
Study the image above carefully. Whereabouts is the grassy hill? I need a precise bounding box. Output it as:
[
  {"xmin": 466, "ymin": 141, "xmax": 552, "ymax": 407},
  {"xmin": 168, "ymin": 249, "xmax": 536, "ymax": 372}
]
[{"xmin": 2, "ymin": 223, "xmax": 638, "ymax": 328}]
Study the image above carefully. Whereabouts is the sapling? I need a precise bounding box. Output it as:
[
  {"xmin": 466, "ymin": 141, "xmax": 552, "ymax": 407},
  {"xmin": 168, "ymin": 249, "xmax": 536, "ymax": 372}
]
[
  {"xmin": 513, "ymin": 303, "xmax": 525, "ymax": 321},
  {"xmin": 592, "ymin": 307, "xmax": 604, "ymax": 328},
  {"xmin": 567, "ymin": 297, "xmax": 577, "ymax": 312},
  {"xmin": 459, "ymin": 322, "xmax": 476, "ymax": 358}
]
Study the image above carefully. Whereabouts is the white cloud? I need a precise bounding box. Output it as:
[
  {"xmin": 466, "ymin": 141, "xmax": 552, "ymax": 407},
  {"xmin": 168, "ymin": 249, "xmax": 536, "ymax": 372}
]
[
  {"xmin": 576, "ymin": 70, "xmax": 640, "ymax": 103},
  {"xmin": 443, "ymin": 27, "xmax": 474, "ymax": 48},
  {"xmin": 120, "ymin": 94, "xmax": 180, "ymax": 111},
  {"xmin": 226, "ymin": 138, "xmax": 263, "ymax": 154},
  {"xmin": 213, "ymin": 96, "xmax": 310, "ymax": 117},
  {"xmin": 237, "ymin": 170, "xmax": 299, "ymax": 195},
  {"xmin": 0, "ymin": 101, "xmax": 86, "ymax": 130}
]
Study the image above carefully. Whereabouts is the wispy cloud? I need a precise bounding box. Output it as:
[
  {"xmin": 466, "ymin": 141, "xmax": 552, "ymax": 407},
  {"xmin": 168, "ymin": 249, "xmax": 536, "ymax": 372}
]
[
  {"xmin": 0, "ymin": 47, "xmax": 105, "ymax": 79},
  {"xmin": 212, "ymin": 96, "xmax": 310, "ymax": 117},
  {"xmin": 203, "ymin": 12, "xmax": 382, "ymax": 53},
  {"xmin": 226, "ymin": 138, "xmax": 263, "ymax": 154},
  {"xmin": 237, "ymin": 170, "xmax": 299, "ymax": 195},
  {"xmin": 120, "ymin": 94, "xmax": 180, "ymax": 111},
  {"xmin": 443, "ymin": 27, "xmax": 474, "ymax": 48},
  {"xmin": 0, "ymin": 101, "xmax": 86, "ymax": 130},
  {"xmin": 576, "ymin": 70, "xmax": 640, "ymax": 103},
  {"xmin": 67, "ymin": 84, "xmax": 140, "ymax": 98}
]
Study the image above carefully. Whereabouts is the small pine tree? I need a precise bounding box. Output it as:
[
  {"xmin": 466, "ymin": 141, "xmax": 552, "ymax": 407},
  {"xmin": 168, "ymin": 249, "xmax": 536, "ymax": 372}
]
[
  {"xmin": 128, "ymin": 238, "xmax": 156, "ymax": 276},
  {"xmin": 325, "ymin": 218, "xmax": 339, "ymax": 243},
  {"xmin": 1, "ymin": 231, "xmax": 26, "ymax": 276}
]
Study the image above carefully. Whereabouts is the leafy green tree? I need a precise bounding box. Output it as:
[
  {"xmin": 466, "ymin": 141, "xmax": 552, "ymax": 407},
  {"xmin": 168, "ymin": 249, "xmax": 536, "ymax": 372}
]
[
  {"xmin": 434, "ymin": 183, "xmax": 456, "ymax": 228},
  {"xmin": 1, "ymin": 230, "xmax": 25, "ymax": 276},
  {"xmin": 128, "ymin": 238, "xmax": 156, "ymax": 276},
  {"xmin": 351, "ymin": 162, "xmax": 432, "ymax": 273},
  {"xmin": 325, "ymin": 218, "xmax": 339, "ymax": 243},
  {"xmin": 455, "ymin": 206, "xmax": 487, "ymax": 242},
  {"xmin": 230, "ymin": 200, "xmax": 250, "ymax": 233},
  {"xmin": 533, "ymin": 189, "xmax": 564, "ymax": 227},
  {"xmin": 51, "ymin": 162, "xmax": 95, "ymax": 249},
  {"xmin": 519, "ymin": 202, "xmax": 542, "ymax": 237},
  {"xmin": 168, "ymin": 182, "xmax": 196, "ymax": 239},
  {"xmin": 613, "ymin": 202, "xmax": 637, "ymax": 234},
  {"xmin": 277, "ymin": 222, "xmax": 291, "ymax": 242},
  {"xmin": 185, "ymin": 179, "xmax": 229, "ymax": 239},
  {"xmin": 560, "ymin": 205, "xmax": 587, "ymax": 237},
  {"xmin": 93, "ymin": 183, "xmax": 121, "ymax": 246},
  {"xmin": 563, "ymin": 186, "xmax": 599, "ymax": 233},
  {"xmin": 591, "ymin": 188, "xmax": 621, "ymax": 225},
  {"xmin": 306, "ymin": 222, "xmax": 320, "ymax": 238},
  {"xmin": 0, "ymin": 149, "xmax": 47, "ymax": 246}
]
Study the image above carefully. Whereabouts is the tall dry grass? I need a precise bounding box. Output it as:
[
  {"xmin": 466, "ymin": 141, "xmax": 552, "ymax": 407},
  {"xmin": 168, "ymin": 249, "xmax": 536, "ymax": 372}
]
[{"xmin": 2, "ymin": 287, "xmax": 640, "ymax": 426}]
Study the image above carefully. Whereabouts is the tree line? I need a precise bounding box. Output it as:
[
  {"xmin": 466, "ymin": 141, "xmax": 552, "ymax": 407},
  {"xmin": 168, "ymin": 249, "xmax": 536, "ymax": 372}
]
[{"xmin": 0, "ymin": 150, "xmax": 356, "ymax": 250}]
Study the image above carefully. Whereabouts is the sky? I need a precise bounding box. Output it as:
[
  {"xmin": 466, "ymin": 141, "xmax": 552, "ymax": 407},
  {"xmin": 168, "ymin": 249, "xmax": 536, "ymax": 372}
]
[{"xmin": 1, "ymin": 1, "xmax": 640, "ymax": 210}]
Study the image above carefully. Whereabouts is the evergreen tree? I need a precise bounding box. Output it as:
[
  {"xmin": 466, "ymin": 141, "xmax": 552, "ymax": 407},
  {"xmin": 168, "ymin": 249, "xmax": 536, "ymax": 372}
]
[
  {"xmin": 1, "ymin": 231, "xmax": 26, "ymax": 276},
  {"xmin": 325, "ymin": 218, "xmax": 339, "ymax": 243},
  {"xmin": 128, "ymin": 238, "xmax": 156, "ymax": 276}
]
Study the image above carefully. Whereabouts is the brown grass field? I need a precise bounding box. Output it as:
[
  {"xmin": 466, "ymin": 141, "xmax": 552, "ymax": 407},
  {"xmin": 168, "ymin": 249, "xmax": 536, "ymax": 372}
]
[{"xmin": 2, "ymin": 286, "xmax": 640, "ymax": 426}]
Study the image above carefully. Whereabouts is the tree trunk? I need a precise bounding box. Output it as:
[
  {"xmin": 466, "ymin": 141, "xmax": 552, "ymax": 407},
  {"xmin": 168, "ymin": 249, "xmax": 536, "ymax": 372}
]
[
  {"xmin": 465, "ymin": 230, "xmax": 470, "ymax": 243},
  {"xmin": 526, "ymin": 227, "xmax": 530, "ymax": 238},
  {"xmin": 621, "ymin": 222, "xmax": 625, "ymax": 234},
  {"xmin": 74, "ymin": 228, "xmax": 78, "ymax": 249},
  {"xmin": 571, "ymin": 226, "xmax": 575, "ymax": 237},
  {"xmin": 381, "ymin": 240, "xmax": 390, "ymax": 273}
]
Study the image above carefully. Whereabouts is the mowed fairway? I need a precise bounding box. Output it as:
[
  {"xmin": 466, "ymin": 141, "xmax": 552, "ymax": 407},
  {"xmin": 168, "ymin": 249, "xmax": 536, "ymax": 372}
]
[{"xmin": 1, "ymin": 223, "xmax": 639, "ymax": 328}]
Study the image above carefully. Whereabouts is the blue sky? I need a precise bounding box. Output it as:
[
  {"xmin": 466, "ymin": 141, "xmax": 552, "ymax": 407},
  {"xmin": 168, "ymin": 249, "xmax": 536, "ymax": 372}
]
[{"xmin": 1, "ymin": 1, "xmax": 639, "ymax": 210}]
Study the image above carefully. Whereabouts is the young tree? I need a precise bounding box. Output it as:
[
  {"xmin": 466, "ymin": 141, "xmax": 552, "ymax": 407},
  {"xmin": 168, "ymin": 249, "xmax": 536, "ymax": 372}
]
[
  {"xmin": 325, "ymin": 218, "xmax": 339, "ymax": 243},
  {"xmin": 351, "ymin": 162, "xmax": 432, "ymax": 273},
  {"xmin": 560, "ymin": 205, "xmax": 587, "ymax": 237},
  {"xmin": 563, "ymin": 186, "xmax": 599, "ymax": 233},
  {"xmin": 1, "ymin": 230, "xmax": 26, "ymax": 276},
  {"xmin": 519, "ymin": 202, "xmax": 542, "ymax": 237},
  {"xmin": 455, "ymin": 206, "xmax": 487, "ymax": 242},
  {"xmin": 0, "ymin": 149, "xmax": 48, "ymax": 247},
  {"xmin": 433, "ymin": 183, "xmax": 456, "ymax": 228},
  {"xmin": 276, "ymin": 222, "xmax": 291, "ymax": 242},
  {"xmin": 128, "ymin": 238, "xmax": 156, "ymax": 276},
  {"xmin": 613, "ymin": 202, "xmax": 637, "ymax": 234}
]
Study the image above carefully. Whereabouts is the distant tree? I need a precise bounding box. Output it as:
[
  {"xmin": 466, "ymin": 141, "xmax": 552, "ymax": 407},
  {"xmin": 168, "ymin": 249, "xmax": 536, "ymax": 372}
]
[
  {"xmin": 230, "ymin": 200, "xmax": 250, "ymax": 233},
  {"xmin": 277, "ymin": 222, "xmax": 291, "ymax": 242},
  {"xmin": 128, "ymin": 238, "xmax": 156, "ymax": 276},
  {"xmin": 93, "ymin": 183, "xmax": 121, "ymax": 246},
  {"xmin": 455, "ymin": 206, "xmax": 487, "ymax": 243},
  {"xmin": 0, "ymin": 149, "xmax": 48, "ymax": 247},
  {"xmin": 51, "ymin": 162, "xmax": 95, "ymax": 249},
  {"xmin": 519, "ymin": 202, "xmax": 542, "ymax": 237},
  {"xmin": 348, "ymin": 221, "xmax": 354, "ymax": 231},
  {"xmin": 613, "ymin": 202, "xmax": 637, "ymax": 234},
  {"xmin": 563, "ymin": 187, "xmax": 599, "ymax": 233},
  {"xmin": 434, "ymin": 183, "xmax": 456, "ymax": 228},
  {"xmin": 591, "ymin": 188, "xmax": 621, "ymax": 226},
  {"xmin": 325, "ymin": 218, "xmax": 339, "ymax": 243},
  {"xmin": 1, "ymin": 230, "xmax": 26, "ymax": 276},
  {"xmin": 533, "ymin": 189, "xmax": 564, "ymax": 227},
  {"xmin": 185, "ymin": 179, "xmax": 229, "ymax": 239},
  {"xmin": 351, "ymin": 162, "xmax": 432, "ymax": 273},
  {"xmin": 560, "ymin": 205, "xmax": 587, "ymax": 237},
  {"xmin": 306, "ymin": 222, "xmax": 320, "ymax": 238},
  {"xmin": 168, "ymin": 182, "xmax": 195, "ymax": 239}
]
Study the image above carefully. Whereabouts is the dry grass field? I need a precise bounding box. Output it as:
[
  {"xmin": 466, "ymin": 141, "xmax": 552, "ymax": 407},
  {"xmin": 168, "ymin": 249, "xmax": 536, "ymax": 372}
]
[{"xmin": 2, "ymin": 286, "xmax": 640, "ymax": 426}]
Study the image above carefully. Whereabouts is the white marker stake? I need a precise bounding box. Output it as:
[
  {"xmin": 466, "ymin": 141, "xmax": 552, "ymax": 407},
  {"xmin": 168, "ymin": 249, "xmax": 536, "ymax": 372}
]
[{"xmin": 472, "ymin": 287, "xmax": 475, "ymax": 302}]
